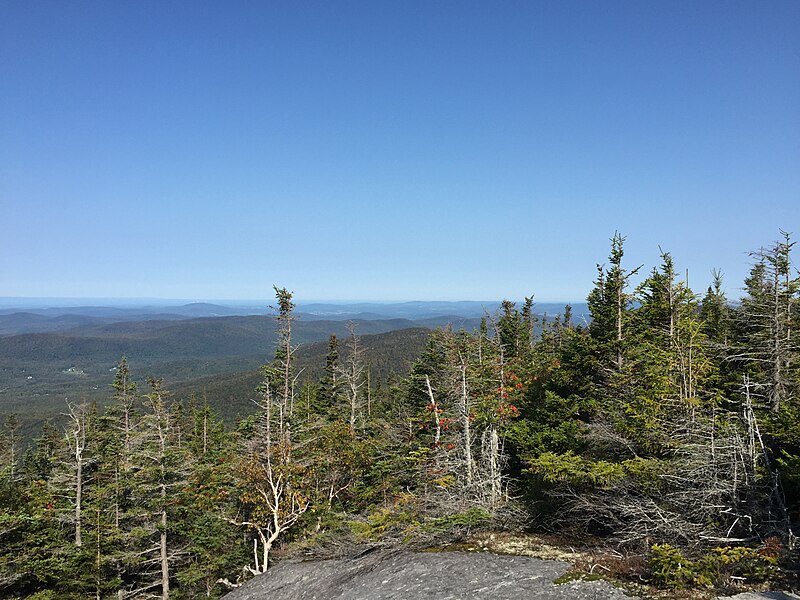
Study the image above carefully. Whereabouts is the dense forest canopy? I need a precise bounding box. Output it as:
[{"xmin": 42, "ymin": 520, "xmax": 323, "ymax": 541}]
[{"xmin": 1, "ymin": 232, "xmax": 799, "ymax": 598}]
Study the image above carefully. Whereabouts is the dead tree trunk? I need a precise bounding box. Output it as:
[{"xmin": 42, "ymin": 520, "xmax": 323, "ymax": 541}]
[
  {"xmin": 65, "ymin": 401, "xmax": 89, "ymax": 548},
  {"xmin": 457, "ymin": 358, "xmax": 474, "ymax": 485}
]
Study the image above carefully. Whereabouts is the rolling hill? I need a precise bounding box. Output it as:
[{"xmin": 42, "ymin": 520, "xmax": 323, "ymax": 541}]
[
  {"xmin": 0, "ymin": 315, "xmax": 435, "ymax": 440},
  {"xmin": 0, "ymin": 299, "xmax": 581, "ymax": 440}
]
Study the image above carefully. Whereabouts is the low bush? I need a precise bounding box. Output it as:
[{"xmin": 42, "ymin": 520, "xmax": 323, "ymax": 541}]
[{"xmin": 650, "ymin": 542, "xmax": 779, "ymax": 589}]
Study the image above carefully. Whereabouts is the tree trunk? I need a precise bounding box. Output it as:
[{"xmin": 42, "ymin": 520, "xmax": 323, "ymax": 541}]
[
  {"xmin": 160, "ymin": 506, "xmax": 169, "ymax": 599},
  {"xmin": 488, "ymin": 426, "xmax": 501, "ymax": 507},
  {"xmin": 459, "ymin": 361, "xmax": 474, "ymax": 485},
  {"xmin": 425, "ymin": 376, "xmax": 441, "ymax": 447},
  {"xmin": 75, "ymin": 450, "xmax": 82, "ymax": 547}
]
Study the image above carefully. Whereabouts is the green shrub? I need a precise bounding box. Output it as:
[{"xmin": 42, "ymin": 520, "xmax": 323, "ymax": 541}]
[
  {"xmin": 701, "ymin": 546, "xmax": 778, "ymax": 582},
  {"xmin": 421, "ymin": 507, "xmax": 491, "ymax": 534},
  {"xmin": 650, "ymin": 543, "xmax": 779, "ymax": 589},
  {"xmin": 349, "ymin": 493, "xmax": 420, "ymax": 540},
  {"xmin": 650, "ymin": 544, "xmax": 696, "ymax": 588}
]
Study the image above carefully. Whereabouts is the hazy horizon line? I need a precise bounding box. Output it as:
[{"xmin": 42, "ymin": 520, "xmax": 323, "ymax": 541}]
[{"xmin": 0, "ymin": 296, "xmax": 588, "ymax": 307}]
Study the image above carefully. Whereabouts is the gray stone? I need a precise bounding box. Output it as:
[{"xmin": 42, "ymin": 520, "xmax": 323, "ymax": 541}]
[{"xmin": 222, "ymin": 548, "xmax": 639, "ymax": 600}]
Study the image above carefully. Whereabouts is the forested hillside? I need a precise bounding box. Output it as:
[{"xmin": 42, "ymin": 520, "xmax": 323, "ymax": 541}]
[
  {"xmin": 1, "ymin": 233, "xmax": 798, "ymax": 599},
  {"xmin": 0, "ymin": 317, "xmax": 434, "ymax": 440}
]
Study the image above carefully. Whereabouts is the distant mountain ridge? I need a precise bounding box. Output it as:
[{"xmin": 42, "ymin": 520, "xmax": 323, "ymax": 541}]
[
  {"xmin": 0, "ymin": 300, "xmax": 589, "ymax": 336},
  {"xmin": 0, "ymin": 317, "xmax": 433, "ymax": 440},
  {"xmin": 0, "ymin": 299, "xmax": 588, "ymax": 441}
]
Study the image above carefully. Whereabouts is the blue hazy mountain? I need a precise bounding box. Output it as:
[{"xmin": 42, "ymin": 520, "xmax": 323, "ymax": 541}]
[{"xmin": 0, "ymin": 300, "xmax": 588, "ymax": 336}]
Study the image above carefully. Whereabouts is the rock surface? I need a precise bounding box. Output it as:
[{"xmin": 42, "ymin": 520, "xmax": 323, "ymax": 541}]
[{"xmin": 221, "ymin": 548, "xmax": 639, "ymax": 600}]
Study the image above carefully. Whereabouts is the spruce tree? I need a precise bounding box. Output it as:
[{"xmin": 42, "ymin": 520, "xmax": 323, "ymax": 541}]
[
  {"xmin": 319, "ymin": 334, "xmax": 341, "ymax": 411},
  {"xmin": 124, "ymin": 379, "xmax": 191, "ymax": 599},
  {"xmin": 587, "ymin": 232, "xmax": 640, "ymax": 372}
]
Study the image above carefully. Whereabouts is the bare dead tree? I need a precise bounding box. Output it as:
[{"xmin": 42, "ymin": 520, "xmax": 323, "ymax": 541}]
[
  {"xmin": 453, "ymin": 348, "xmax": 475, "ymax": 486},
  {"xmin": 339, "ymin": 321, "xmax": 367, "ymax": 432},
  {"xmin": 413, "ymin": 326, "xmax": 511, "ymax": 515},
  {"xmin": 0, "ymin": 414, "xmax": 20, "ymax": 482},
  {"xmin": 61, "ymin": 400, "xmax": 91, "ymax": 548},
  {"xmin": 234, "ymin": 288, "xmax": 309, "ymax": 575}
]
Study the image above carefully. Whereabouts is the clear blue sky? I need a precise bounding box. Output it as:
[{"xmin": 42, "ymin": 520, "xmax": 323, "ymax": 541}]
[{"xmin": 2, "ymin": 1, "xmax": 798, "ymax": 302}]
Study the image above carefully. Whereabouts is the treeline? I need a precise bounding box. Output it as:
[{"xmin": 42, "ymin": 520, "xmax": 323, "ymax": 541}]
[{"xmin": 1, "ymin": 232, "xmax": 798, "ymax": 598}]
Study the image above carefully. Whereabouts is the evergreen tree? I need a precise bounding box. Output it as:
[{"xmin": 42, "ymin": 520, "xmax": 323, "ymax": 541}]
[
  {"xmin": 319, "ymin": 334, "xmax": 341, "ymax": 410},
  {"xmin": 176, "ymin": 402, "xmax": 244, "ymax": 597},
  {"xmin": 735, "ymin": 233, "xmax": 800, "ymax": 528},
  {"xmin": 587, "ymin": 232, "xmax": 640, "ymax": 371},
  {"xmin": 109, "ymin": 356, "xmax": 138, "ymax": 472},
  {"xmin": 736, "ymin": 232, "xmax": 799, "ymax": 412},
  {"xmin": 84, "ymin": 413, "xmax": 127, "ymax": 598},
  {"xmin": 124, "ymin": 378, "xmax": 191, "ymax": 599}
]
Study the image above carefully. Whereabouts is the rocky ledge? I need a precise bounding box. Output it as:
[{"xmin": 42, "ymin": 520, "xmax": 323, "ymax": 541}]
[
  {"xmin": 221, "ymin": 547, "xmax": 800, "ymax": 600},
  {"xmin": 221, "ymin": 547, "xmax": 638, "ymax": 600}
]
